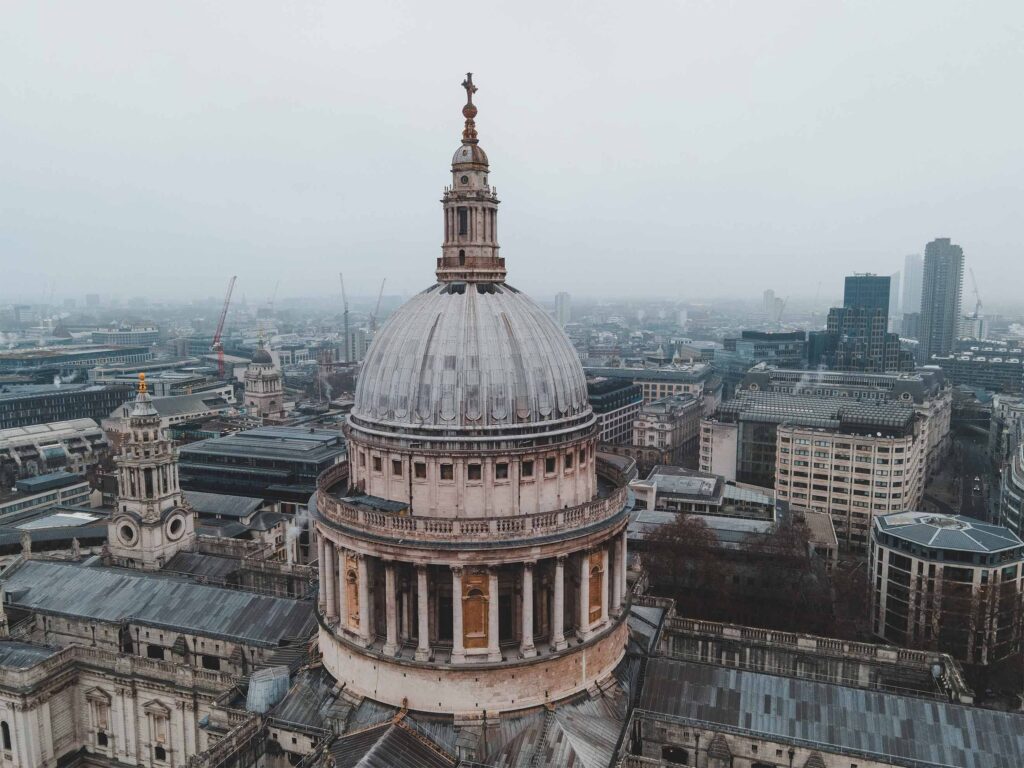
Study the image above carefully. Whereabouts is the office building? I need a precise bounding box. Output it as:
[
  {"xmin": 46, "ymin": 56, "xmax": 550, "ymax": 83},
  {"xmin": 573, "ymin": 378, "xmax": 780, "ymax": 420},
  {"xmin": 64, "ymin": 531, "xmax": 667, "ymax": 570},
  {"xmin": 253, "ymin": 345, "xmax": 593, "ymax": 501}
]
[
  {"xmin": 0, "ymin": 472, "xmax": 92, "ymax": 518},
  {"xmin": 812, "ymin": 273, "xmax": 913, "ymax": 373},
  {"xmin": 919, "ymin": 237, "xmax": 965, "ymax": 360},
  {"xmin": 870, "ymin": 511, "xmax": 1024, "ymax": 664},
  {"xmin": 1001, "ymin": 442, "xmax": 1024, "ymax": 536},
  {"xmin": 714, "ymin": 330, "xmax": 807, "ymax": 396},
  {"xmin": 700, "ymin": 390, "xmax": 924, "ymax": 547},
  {"xmin": 902, "ymin": 253, "xmax": 923, "ymax": 316},
  {"xmin": 630, "ymin": 393, "xmax": 702, "ymax": 470},
  {"xmin": 0, "ymin": 345, "xmax": 153, "ymax": 374},
  {"xmin": 583, "ymin": 363, "xmax": 723, "ymax": 415},
  {"xmin": 587, "ymin": 377, "xmax": 643, "ymax": 444},
  {"xmin": 179, "ymin": 426, "xmax": 345, "ymax": 509},
  {"xmin": 888, "ymin": 270, "xmax": 902, "ymax": 330},
  {"xmin": 738, "ymin": 366, "xmax": 952, "ymax": 480},
  {"xmin": 90, "ymin": 327, "xmax": 160, "ymax": 346},
  {"xmin": 932, "ymin": 345, "xmax": 1024, "ymax": 395},
  {"xmin": 0, "ymin": 419, "xmax": 111, "ymax": 482},
  {"xmin": 554, "ymin": 291, "xmax": 571, "ymax": 326},
  {"xmin": 10, "ymin": 381, "xmax": 135, "ymax": 416}
]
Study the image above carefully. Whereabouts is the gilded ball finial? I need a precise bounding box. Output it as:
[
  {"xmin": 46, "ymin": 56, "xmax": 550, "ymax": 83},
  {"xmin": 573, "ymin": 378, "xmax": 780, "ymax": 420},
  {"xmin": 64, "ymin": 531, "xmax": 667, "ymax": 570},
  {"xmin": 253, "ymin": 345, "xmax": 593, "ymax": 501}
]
[{"xmin": 138, "ymin": 372, "xmax": 147, "ymax": 394}]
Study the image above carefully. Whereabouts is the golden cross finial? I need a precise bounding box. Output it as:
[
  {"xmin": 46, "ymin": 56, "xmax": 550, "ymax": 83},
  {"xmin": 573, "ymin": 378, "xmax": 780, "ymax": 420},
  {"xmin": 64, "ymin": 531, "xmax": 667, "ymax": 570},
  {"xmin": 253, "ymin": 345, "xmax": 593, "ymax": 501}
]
[
  {"xmin": 462, "ymin": 73, "xmax": 477, "ymax": 105},
  {"xmin": 138, "ymin": 372, "xmax": 148, "ymax": 394}
]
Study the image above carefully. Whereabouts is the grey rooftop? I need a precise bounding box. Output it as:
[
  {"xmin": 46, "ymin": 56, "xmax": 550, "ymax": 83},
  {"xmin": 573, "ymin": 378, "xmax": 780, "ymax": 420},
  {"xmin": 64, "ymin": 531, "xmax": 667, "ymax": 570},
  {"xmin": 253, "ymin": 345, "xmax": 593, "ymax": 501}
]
[
  {"xmin": 874, "ymin": 511, "xmax": 1024, "ymax": 554},
  {"xmin": 0, "ymin": 560, "xmax": 314, "ymax": 647},
  {"xmin": 715, "ymin": 391, "xmax": 916, "ymax": 432},
  {"xmin": 639, "ymin": 658, "xmax": 1024, "ymax": 768}
]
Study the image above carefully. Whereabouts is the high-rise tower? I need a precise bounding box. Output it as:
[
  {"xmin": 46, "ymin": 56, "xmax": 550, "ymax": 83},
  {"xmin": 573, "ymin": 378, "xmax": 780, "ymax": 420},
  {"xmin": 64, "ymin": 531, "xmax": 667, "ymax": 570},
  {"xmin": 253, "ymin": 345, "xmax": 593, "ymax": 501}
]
[
  {"xmin": 108, "ymin": 373, "xmax": 195, "ymax": 569},
  {"xmin": 919, "ymin": 238, "xmax": 965, "ymax": 361},
  {"xmin": 313, "ymin": 75, "xmax": 630, "ymax": 714}
]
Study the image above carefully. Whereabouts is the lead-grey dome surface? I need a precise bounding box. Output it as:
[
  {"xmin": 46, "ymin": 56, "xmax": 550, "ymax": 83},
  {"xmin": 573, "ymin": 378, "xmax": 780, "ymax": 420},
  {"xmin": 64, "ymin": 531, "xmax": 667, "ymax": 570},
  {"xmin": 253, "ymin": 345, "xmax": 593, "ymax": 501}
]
[{"xmin": 352, "ymin": 283, "xmax": 591, "ymax": 435}]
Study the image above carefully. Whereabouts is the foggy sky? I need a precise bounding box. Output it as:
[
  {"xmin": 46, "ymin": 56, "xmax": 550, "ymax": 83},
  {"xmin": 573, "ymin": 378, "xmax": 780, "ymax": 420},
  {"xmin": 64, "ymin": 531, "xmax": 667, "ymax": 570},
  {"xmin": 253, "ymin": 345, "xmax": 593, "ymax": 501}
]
[{"xmin": 2, "ymin": 1, "xmax": 1022, "ymax": 306}]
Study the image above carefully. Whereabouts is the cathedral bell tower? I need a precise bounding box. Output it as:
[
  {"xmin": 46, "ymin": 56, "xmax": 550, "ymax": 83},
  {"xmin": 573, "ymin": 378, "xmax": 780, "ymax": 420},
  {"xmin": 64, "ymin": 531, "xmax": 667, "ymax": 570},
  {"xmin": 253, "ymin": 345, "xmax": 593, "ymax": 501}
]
[
  {"xmin": 108, "ymin": 373, "xmax": 195, "ymax": 569},
  {"xmin": 436, "ymin": 72, "xmax": 505, "ymax": 284}
]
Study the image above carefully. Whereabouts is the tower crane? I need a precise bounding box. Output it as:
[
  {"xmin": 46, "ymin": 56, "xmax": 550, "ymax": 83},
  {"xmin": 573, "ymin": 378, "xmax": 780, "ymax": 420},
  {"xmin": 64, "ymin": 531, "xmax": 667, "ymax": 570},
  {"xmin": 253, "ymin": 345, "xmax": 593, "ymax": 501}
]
[
  {"xmin": 339, "ymin": 272, "xmax": 350, "ymax": 363},
  {"xmin": 968, "ymin": 267, "xmax": 983, "ymax": 318},
  {"xmin": 370, "ymin": 278, "xmax": 387, "ymax": 332},
  {"xmin": 212, "ymin": 276, "xmax": 237, "ymax": 379}
]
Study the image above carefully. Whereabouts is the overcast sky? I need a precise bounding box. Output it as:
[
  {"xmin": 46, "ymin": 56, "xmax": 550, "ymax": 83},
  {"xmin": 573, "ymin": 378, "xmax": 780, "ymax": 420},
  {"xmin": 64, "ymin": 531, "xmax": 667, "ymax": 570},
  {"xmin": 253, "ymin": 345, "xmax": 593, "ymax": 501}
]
[{"xmin": 2, "ymin": 1, "xmax": 1022, "ymax": 306}]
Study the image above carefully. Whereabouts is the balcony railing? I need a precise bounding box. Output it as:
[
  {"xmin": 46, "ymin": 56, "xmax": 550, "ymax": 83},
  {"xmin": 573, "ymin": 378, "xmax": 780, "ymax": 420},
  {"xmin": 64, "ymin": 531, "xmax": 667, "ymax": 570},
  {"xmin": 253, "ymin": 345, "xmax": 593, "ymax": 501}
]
[{"xmin": 316, "ymin": 459, "xmax": 629, "ymax": 543}]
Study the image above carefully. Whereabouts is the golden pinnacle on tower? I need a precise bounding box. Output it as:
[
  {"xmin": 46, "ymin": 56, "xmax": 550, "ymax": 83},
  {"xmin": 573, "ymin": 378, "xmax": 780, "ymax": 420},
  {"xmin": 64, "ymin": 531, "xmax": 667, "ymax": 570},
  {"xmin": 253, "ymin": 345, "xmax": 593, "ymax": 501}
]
[{"xmin": 138, "ymin": 372, "xmax": 147, "ymax": 394}]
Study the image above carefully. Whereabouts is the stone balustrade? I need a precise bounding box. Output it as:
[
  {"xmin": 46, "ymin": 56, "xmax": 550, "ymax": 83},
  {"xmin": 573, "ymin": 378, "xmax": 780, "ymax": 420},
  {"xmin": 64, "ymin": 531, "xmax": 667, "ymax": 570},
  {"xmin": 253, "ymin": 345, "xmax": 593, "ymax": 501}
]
[
  {"xmin": 317, "ymin": 458, "xmax": 629, "ymax": 543},
  {"xmin": 0, "ymin": 643, "xmax": 236, "ymax": 693}
]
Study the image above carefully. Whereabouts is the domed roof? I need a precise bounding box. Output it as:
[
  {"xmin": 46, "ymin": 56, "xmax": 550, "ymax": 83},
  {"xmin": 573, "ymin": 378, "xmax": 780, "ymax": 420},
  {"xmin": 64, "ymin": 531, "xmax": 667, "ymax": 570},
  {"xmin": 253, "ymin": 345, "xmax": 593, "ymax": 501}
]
[
  {"xmin": 452, "ymin": 143, "xmax": 488, "ymax": 168},
  {"xmin": 352, "ymin": 283, "xmax": 592, "ymax": 436},
  {"xmin": 251, "ymin": 346, "xmax": 273, "ymax": 365}
]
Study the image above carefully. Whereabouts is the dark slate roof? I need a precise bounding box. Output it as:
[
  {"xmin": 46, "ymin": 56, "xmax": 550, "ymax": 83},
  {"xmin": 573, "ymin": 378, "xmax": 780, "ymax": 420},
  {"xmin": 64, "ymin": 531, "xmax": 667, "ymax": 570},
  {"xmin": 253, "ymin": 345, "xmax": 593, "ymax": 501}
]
[
  {"xmin": 330, "ymin": 721, "xmax": 456, "ymax": 768},
  {"xmin": 163, "ymin": 552, "xmax": 240, "ymax": 582},
  {"xmin": 0, "ymin": 640, "xmax": 61, "ymax": 669},
  {"xmin": 184, "ymin": 490, "xmax": 264, "ymax": 519},
  {"xmin": 875, "ymin": 511, "xmax": 1023, "ymax": 554},
  {"xmin": 639, "ymin": 659, "xmax": 1024, "ymax": 768},
  {"xmin": 0, "ymin": 560, "xmax": 314, "ymax": 647},
  {"xmin": 270, "ymin": 666, "xmax": 351, "ymax": 730}
]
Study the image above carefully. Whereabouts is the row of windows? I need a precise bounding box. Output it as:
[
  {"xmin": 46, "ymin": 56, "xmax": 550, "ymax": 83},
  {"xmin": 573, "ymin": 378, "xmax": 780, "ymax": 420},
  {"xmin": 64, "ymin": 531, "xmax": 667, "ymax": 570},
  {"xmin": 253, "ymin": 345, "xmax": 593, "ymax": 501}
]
[{"xmin": 361, "ymin": 449, "xmax": 589, "ymax": 482}]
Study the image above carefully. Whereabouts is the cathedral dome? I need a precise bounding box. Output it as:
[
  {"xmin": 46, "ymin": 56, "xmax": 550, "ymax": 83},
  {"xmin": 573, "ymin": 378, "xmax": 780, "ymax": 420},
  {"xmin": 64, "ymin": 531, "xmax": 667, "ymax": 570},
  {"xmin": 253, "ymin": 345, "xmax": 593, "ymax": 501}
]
[
  {"xmin": 251, "ymin": 347, "xmax": 273, "ymax": 365},
  {"xmin": 351, "ymin": 282, "xmax": 591, "ymax": 436}
]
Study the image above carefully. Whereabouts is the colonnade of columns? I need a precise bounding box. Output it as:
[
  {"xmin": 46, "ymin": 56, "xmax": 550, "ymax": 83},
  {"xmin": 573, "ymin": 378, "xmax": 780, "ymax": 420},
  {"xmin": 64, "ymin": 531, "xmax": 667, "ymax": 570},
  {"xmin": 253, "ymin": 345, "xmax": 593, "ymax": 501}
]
[{"xmin": 317, "ymin": 529, "xmax": 629, "ymax": 664}]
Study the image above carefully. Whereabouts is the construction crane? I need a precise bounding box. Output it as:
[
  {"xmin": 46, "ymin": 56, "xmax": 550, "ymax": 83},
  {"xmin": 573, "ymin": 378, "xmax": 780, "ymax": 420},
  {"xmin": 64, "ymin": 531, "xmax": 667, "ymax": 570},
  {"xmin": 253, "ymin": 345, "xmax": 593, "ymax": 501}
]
[
  {"xmin": 339, "ymin": 272, "xmax": 350, "ymax": 364},
  {"xmin": 370, "ymin": 278, "xmax": 387, "ymax": 332},
  {"xmin": 968, "ymin": 267, "xmax": 983, "ymax": 317},
  {"xmin": 212, "ymin": 276, "xmax": 237, "ymax": 379}
]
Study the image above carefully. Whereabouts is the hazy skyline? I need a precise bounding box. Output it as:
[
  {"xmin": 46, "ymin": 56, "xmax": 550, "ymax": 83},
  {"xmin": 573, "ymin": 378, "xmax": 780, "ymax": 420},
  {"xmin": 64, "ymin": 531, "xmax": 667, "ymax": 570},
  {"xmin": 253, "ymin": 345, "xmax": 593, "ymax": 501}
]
[{"xmin": 2, "ymin": 1, "xmax": 1022, "ymax": 305}]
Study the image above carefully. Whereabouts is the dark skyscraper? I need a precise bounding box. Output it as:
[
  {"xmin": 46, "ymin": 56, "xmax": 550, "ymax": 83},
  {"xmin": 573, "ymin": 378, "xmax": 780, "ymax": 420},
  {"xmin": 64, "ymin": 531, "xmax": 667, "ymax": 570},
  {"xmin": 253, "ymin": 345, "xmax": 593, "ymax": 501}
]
[
  {"xmin": 810, "ymin": 273, "xmax": 912, "ymax": 373},
  {"xmin": 843, "ymin": 274, "xmax": 891, "ymax": 318},
  {"xmin": 919, "ymin": 238, "xmax": 964, "ymax": 361}
]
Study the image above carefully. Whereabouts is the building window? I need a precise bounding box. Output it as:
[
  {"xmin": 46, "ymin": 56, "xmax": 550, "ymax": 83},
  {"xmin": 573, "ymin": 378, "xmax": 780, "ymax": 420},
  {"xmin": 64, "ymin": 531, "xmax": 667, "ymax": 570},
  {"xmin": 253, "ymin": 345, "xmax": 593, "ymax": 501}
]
[
  {"xmin": 545, "ymin": 457, "xmax": 556, "ymax": 474},
  {"xmin": 661, "ymin": 745, "xmax": 689, "ymax": 764},
  {"xmin": 495, "ymin": 462, "xmax": 509, "ymax": 480},
  {"xmin": 154, "ymin": 746, "xmax": 167, "ymax": 762},
  {"xmin": 1, "ymin": 722, "xmax": 10, "ymax": 751},
  {"xmin": 392, "ymin": 459, "xmax": 403, "ymax": 476},
  {"xmin": 468, "ymin": 464, "xmax": 482, "ymax": 481},
  {"xmin": 372, "ymin": 457, "xmax": 382, "ymax": 472},
  {"xmin": 565, "ymin": 452, "xmax": 574, "ymax": 469},
  {"xmin": 97, "ymin": 732, "xmax": 108, "ymax": 747},
  {"xmin": 522, "ymin": 460, "xmax": 534, "ymax": 478},
  {"xmin": 440, "ymin": 464, "xmax": 454, "ymax": 480},
  {"xmin": 146, "ymin": 645, "xmax": 165, "ymax": 660},
  {"xmin": 414, "ymin": 462, "xmax": 427, "ymax": 479},
  {"xmin": 457, "ymin": 207, "xmax": 468, "ymax": 235},
  {"xmin": 201, "ymin": 655, "xmax": 221, "ymax": 671}
]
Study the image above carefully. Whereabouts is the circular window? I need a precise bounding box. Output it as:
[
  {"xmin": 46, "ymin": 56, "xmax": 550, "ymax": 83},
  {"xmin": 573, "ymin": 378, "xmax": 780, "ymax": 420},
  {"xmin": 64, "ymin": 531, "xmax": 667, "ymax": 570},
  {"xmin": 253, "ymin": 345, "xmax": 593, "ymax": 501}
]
[
  {"xmin": 167, "ymin": 516, "xmax": 185, "ymax": 540},
  {"xmin": 460, "ymin": 175, "xmax": 469, "ymax": 184},
  {"xmin": 118, "ymin": 523, "xmax": 137, "ymax": 546}
]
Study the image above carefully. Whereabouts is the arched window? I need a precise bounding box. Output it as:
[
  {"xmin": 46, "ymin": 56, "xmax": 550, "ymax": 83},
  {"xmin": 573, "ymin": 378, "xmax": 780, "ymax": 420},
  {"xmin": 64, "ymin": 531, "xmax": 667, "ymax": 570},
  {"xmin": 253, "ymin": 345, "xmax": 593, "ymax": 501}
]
[
  {"xmin": 464, "ymin": 587, "xmax": 488, "ymax": 649},
  {"xmin": 458, "ymin": 249, "xmax": 466, "ymax": 265},
  {"xmin": 2, "ymin": 721, "xmax": 11, "ymax": 751}
]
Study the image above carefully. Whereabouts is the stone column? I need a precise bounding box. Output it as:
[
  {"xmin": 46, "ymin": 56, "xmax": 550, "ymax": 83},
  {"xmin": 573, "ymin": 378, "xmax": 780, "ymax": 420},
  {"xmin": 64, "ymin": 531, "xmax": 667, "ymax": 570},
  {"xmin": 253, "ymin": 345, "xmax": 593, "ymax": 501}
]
[
  {"xmin": 578, "ymin": 551, "xmax": 591, "ymax": 642},
  {"xmin": 357, "ymin": 555, "xmax": 371, "ymax": 645},
  {"xmin": 521, "ymin": 562, "xmax": 536, "ymax": 658},
  {"xmin": 600, "ymin": 546, "xmax": 610, "ymax": 625},
  {"xmin": 383, "ymin": 561, "xmax": 398, "ymax": 655},
  {"xmin": 451, "ymin": 566, "xmax": 465, "ymax": 663},
  {"xmin": 337, "ymin": 546, "xmax": 349, "ymax": 631},
  {"xmin": 611, "ymin": 535, "xmax": 624, "ymax": 615},
  {"xmin": 400, "ymin": 580, "xmax": 411, "ymax": 641},
  {"xmin": 415, "ymin": 565, "xmax": 430, "ymax": 661},
  {"xmin": 620, "ymin": 528, "xmax": 629, "ymax": 605},
  {"xmin": 317, "ymin": 536, "xmax": 327, "ymax": 611},
  {"xmin": 324, "ymin": 542, "xmax": 338, "ymax": 622},
  {"xmin": 552, "ymin": 555, "xmax": 567, "ymax": 650},
  {"xmin": 487, "ymin": 566, "xmax": 501, "ymax": 662}
]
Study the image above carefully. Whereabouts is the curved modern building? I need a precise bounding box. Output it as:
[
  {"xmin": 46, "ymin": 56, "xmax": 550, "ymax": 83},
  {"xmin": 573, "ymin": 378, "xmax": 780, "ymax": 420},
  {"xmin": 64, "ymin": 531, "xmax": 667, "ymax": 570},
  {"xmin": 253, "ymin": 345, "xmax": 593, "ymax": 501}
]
[
  {"xmin": 1001, "ymin": 443, "xmax": 1024, "ymax": 537},
  {"xmin": 312, "ymin": 75, "xmax": 631, "ymax": 713}
]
